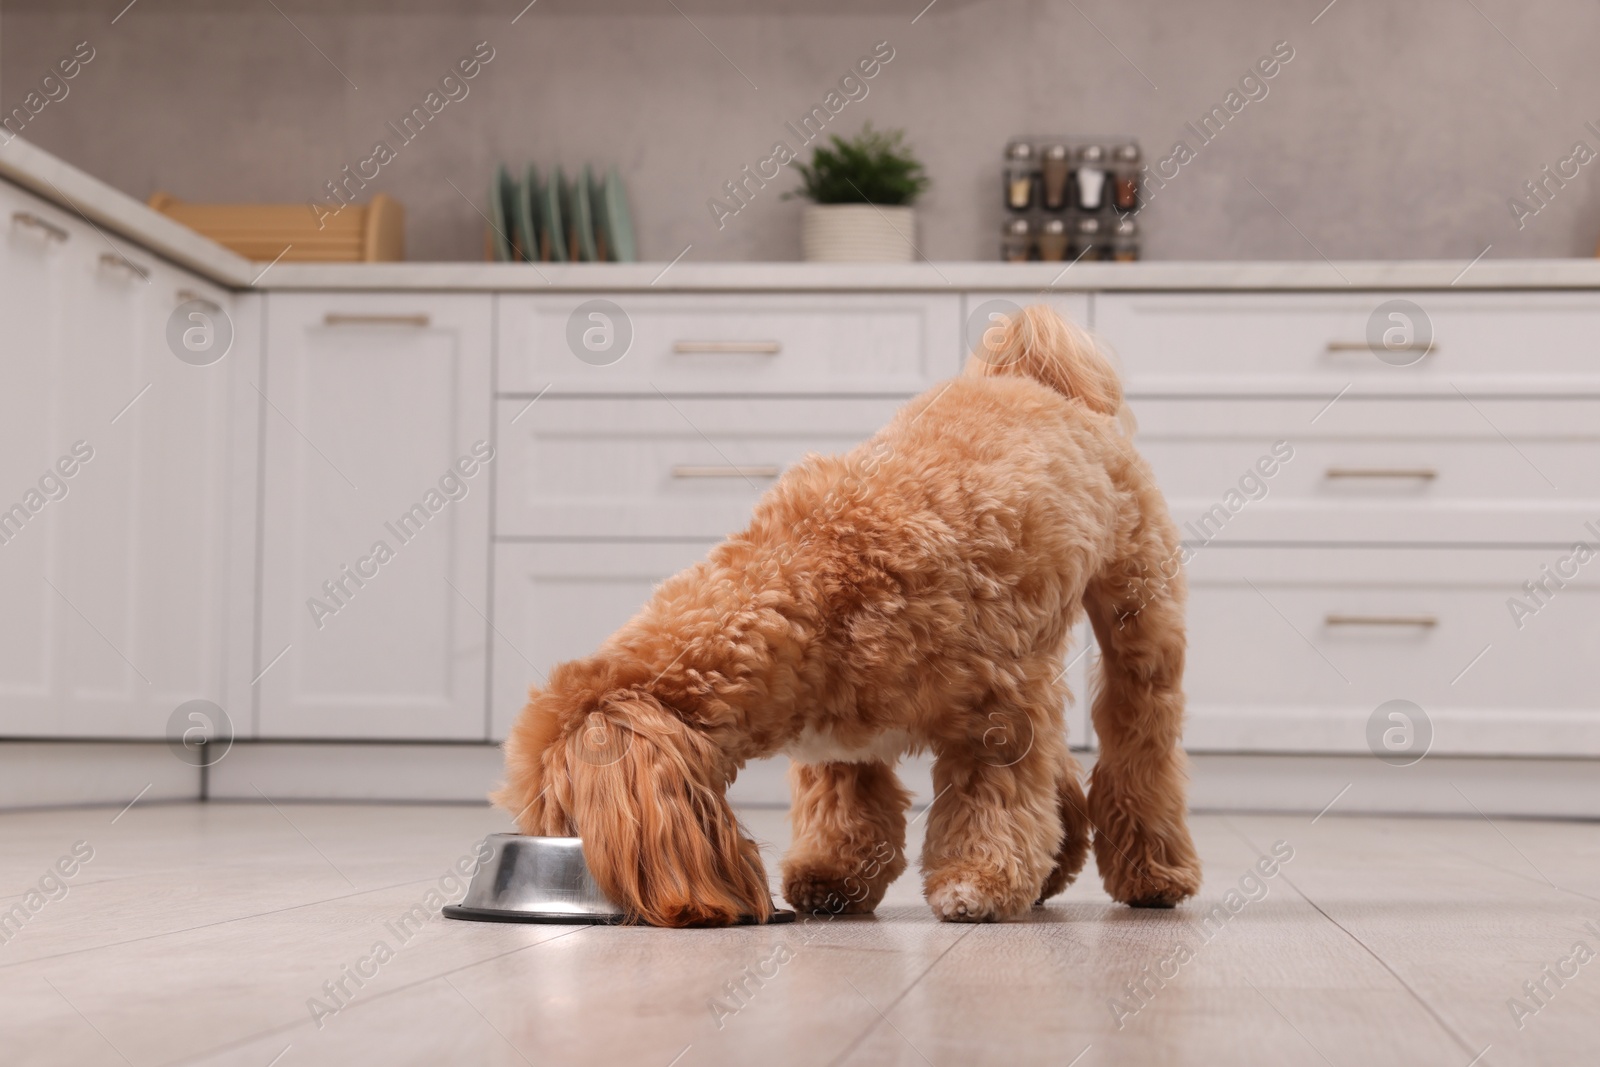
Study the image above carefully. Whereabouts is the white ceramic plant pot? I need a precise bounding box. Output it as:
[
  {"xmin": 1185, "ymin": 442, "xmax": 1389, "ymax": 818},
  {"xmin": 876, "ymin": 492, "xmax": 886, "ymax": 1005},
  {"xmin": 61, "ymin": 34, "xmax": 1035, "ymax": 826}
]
[{"xmin": 801, "ymin": 203, "xmax": 917, "ymax": 262}]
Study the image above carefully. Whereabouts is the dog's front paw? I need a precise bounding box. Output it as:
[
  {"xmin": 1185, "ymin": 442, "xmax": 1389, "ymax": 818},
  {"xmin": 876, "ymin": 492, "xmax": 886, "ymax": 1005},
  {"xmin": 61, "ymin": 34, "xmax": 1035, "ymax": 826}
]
[
  {"xmin": 1101, "ymin": 857, "xmax": 1201, "ymax": 909},
  {"xmin": 924, "ymin": 868, "xmax": 1031, "ymax": 923},
  {"xmin": 781, "ymin": 862, "xmax": 882, "ymax": 918}
]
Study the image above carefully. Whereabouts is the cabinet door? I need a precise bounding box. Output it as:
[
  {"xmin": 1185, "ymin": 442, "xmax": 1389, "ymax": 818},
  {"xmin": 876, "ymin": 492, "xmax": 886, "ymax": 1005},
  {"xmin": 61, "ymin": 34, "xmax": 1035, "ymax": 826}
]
[
  {"xmin": 491, "ymin": 541, "xmax": 717, "ymax": 740},
  {"xmin": 54, "ymin": 251, "xmax": 241, "ymax": 736},
  {"xmin": 0, "ymin": 183, "xmax": 246, "ymax": 737},
  {"xmin": 0, "ymin": 185, "xmax": 77, "ymax": 732},
  {"xmin": 259, "ymin": 294, "xmax": 491, "ymax": 739}
]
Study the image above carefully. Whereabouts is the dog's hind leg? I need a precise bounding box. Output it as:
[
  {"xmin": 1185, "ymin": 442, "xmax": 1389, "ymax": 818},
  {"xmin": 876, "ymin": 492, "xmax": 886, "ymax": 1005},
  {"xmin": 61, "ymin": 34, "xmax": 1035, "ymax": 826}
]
[
  {"xmin": 1037, "ymin": 748, "xmax": 1091, "ymax": 903},
  {"xmin": 1082, "ymin": 531, "xmax": 1202, "ymax": 908},
  {"xmin": 781, "ymin": 761, "xmax": 911, "ymax": 917},
  {"xmin": 920, "ymin": 685, "xmax": 1068, "ymax": 922}
]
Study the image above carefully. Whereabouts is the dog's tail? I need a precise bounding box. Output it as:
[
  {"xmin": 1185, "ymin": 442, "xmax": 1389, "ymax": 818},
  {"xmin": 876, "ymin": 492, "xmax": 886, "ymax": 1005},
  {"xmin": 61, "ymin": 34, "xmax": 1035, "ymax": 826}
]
[{"xmin": 964, "ymin": 303, "xmax": 1123, "ymax": 417}]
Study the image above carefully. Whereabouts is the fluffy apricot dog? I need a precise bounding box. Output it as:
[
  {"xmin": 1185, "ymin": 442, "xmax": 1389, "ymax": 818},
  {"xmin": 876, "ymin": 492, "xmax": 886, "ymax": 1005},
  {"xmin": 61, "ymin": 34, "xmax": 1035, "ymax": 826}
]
[{"xmin": 495, "ymin": 304, "xmax": 1201, "ymax": 926}]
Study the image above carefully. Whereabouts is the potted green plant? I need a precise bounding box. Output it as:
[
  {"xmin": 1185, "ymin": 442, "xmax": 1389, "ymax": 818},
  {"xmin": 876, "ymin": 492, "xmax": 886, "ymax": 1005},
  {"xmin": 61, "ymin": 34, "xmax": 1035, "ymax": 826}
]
[{"xmin": 789, "ymin": 125, "xmax": 930, "ymax": 262}]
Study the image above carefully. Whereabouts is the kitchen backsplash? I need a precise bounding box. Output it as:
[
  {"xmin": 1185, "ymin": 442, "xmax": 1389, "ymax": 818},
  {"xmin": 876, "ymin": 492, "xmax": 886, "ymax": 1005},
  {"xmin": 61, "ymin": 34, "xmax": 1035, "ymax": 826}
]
[{"xmin": 3, "ymin": 0, "xmax": 1596, "ymax": 262}]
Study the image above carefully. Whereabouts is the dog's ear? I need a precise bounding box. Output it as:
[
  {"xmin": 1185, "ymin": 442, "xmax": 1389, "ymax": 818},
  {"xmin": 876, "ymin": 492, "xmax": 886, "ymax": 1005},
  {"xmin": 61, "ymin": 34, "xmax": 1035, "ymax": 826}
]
[
  {"xmin": 567, "ymin": 695, "xmax": 772, "ymax": 927},
  {"xmin": 492, "ymin": 686, "xmax": 567, "ymax": 835}
]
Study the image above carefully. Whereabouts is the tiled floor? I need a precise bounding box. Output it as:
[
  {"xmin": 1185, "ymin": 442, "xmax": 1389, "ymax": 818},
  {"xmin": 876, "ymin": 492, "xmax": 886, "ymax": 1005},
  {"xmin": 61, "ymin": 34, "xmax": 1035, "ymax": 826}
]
[{"xmin": 1, "ymin": 800, "xmax": 1596, "ymax": 1067}]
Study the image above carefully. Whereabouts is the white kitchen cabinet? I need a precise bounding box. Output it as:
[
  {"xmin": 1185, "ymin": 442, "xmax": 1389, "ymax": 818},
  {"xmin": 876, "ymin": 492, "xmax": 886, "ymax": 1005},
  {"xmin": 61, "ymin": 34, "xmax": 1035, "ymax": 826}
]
[
  {"xmin": 1089, "ymin": 294, "xmax": 1600, "ymax": 758},
  {"xmin": 0, "ymin": 180, "xmax": 249, "ymax": 737},
  {"xmin": 258, "ymin": 293, "xmax": 491, "ymax": 739},
  {"xmin": 6, "ymin": 143, "xmax": 1594, "ymax": 778}
]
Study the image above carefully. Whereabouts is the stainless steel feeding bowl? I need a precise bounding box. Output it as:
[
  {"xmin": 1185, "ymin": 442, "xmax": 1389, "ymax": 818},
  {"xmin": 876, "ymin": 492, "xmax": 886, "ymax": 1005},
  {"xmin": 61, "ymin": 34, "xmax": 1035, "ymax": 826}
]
[{"xmin": 443, "ymin": 834, "xmax": 794, "ymax": 926}]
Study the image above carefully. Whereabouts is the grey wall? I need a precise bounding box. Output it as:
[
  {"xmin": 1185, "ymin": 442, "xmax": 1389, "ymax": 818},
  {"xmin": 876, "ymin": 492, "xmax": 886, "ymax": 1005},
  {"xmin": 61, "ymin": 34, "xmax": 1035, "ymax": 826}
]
[{"xmin": 4, "ymin": 0, "xmax": 1599, "ymax": 263}]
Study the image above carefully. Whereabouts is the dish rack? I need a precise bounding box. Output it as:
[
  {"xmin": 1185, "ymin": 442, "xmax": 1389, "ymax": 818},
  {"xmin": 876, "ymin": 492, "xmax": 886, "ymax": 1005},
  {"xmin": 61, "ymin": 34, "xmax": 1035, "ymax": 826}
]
[
  {"xmin": 487, "ymin": 163, "xmax": 636, "ymax": 263},
  {"xmin": 147, "ymin": 192, "xmax": 405, "ymax": 262}
]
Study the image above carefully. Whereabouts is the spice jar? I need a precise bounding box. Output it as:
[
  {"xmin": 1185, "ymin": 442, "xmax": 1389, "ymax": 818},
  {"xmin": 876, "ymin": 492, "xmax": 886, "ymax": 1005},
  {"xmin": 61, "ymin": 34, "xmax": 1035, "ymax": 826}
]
[
  {"xmin": 1110, "ymin": 217, "xmax": 1139, "ymax": 262},
  {"xmin": 1038, "ymin": 218, "xmax": 1068, "ymax": 261},
  {"xmin": 1074, "ymin": 216, "xmax": 1103, "ymax": 261},
  {"xmin": 1041, "ymin": 144, "xmax": 1071, "ymax": 212},
  {"xmin": 1001, "ymin": 217, "xmax": 1033, "ymax": 262},
  {"xmin": 1112, "ymin": 144, "xmax": 1141, "ymax": 212},
  {"xmin": 1004, "ymin": 141, "xmax": 1037, "ymax": 212},
  {"xmin": 1074, "ymin": 144, "xmax": 1108, "ymax": 212}
]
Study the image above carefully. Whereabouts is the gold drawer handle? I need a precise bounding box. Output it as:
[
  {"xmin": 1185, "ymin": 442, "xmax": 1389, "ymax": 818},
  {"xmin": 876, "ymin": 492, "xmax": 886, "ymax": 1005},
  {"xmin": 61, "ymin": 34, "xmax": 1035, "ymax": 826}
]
[
  {"xmin": 1325, "ymin": 614, "xmax": 1438, "ymax": 628},
  {"xmin": 323, "ymin": 313, "xmax": 431, "ymax": 327},
  {"xmin": 672, "ymin": 340, "xmax": 782, "ymax": 355},
  {"xmin": 176, "ymin": 288, "xmax": 221, "ymax": 308},
  {"xmin": 11, "ymin": 211, "xmax": 68, "ymax": 242},
  {"xmin": 99, "ymin": 252, "xmax": 150, "ymax": 280},
  {"xmin": 671, "ymin": 464, "xmax": 782, "ymax": 479},
  {"xmin": 1325, "ymin": 468, "xmax": 1438, "ymax": 480},
  {"xmin": 1325, "ymin": 341, "xmax": 1437, "ymax": 355}
]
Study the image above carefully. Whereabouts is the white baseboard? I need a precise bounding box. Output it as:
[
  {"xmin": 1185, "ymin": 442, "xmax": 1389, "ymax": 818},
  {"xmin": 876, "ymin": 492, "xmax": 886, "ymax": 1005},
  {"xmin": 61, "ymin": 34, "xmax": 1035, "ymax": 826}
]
[
  {"xmin": 1185, "ymin": 753, "xmax": 1600, "ymax": 819},
  {"xmin": 0, "ymin": 742, "xmax": 195, "ymax": 811},
  {"xmin": 206, "ymin": 743, "xmax": 506, "ymax": 803},
  {"xmin": 731, "ymin": 752, "xmax": 1600, "ymax": 819},
  {"xmin": 1, "ymin": 742, "xmax": 1596, "ymax": 819}
]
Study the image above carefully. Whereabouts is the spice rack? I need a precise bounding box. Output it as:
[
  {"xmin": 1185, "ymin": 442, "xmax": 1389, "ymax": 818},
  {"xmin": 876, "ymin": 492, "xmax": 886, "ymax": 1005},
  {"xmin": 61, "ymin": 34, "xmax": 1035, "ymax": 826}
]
[{"xmin": 1000, "ymin": 137, "xmax": 1142, "ymax": 263}]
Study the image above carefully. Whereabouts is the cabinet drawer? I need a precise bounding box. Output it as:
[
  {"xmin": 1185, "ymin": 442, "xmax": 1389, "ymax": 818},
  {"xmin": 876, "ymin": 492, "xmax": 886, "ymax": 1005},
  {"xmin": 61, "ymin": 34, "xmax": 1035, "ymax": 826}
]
[
  {"xmin": 1139, "ymin": 436, "xmax": 1600, "ymax": 547},
  {"xmin": 1098, "ymin": 292, "xmax": 1600, "ymax": 395},
  {"xmin": 498, "ymin": 293, "xmax": 961, "ymax": 394},
  {"xmin": 1129, "ymin": 397, "xmax": 1600, "ymax": 543},
  {"xmin": 496, "ymin": 396, "xmax": 902, "ymax": 538},
  {"xmin": 1173, "ymin": 547, "xmax": 1600, "ymax": 755}
]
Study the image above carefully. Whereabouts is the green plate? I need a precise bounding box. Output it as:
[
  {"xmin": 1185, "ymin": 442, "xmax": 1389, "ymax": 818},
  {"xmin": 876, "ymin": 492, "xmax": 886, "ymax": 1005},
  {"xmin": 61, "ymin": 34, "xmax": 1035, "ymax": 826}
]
[
  {"xmin": 489, "ymin": 166, "xmax": 514, "ymax": 262},
  {"xmin": 571, "ymin": 167, "xmax": 599, "ymax": 263},
  {"xmin": 514, "ymin": 164, "xmax": 539, "ymax": 264},
  {"xmin": 587, "ymin": 166, "xmax": 610, "ymax": 261},
  {"xmin": 603, "ymin": 166, "xmax": 637, "ymax": 263},
  {"xmin": 540, "ymin": 166, "xmax": 569, "ymax": 263}
]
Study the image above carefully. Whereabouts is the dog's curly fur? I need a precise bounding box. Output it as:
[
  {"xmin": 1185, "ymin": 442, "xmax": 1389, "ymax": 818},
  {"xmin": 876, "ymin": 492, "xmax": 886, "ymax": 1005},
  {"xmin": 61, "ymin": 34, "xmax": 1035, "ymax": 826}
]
[{"xmin": 493, "ymin": 304, "xmax": 1202, "ymax": 926}]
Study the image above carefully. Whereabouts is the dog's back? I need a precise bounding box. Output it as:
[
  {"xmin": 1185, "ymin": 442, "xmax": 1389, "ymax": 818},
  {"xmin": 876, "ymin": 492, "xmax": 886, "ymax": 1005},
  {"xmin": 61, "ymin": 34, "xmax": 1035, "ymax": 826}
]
[
  {"xmin": 739, "ymin": 304, "xmax": 1145, "ymax": 628},
  {"xmin": 688, "ymin": 306, "xmax": 1154, "ymax": 737}
]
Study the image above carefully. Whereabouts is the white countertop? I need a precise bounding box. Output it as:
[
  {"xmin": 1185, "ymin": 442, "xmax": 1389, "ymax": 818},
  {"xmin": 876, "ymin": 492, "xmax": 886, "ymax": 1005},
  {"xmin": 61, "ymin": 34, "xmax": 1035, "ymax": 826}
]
[
  {"xmin": 8, "ymin": 135, "xmax": 1600, "ymax": 294},
  {"xmin": 253, "ymin": 258, "xmax": 1600, "ymax": 292},
  {"xmin": 0, "ymin": 136, "xmax": 257, "ymax": 287}
]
